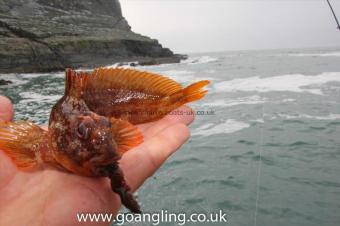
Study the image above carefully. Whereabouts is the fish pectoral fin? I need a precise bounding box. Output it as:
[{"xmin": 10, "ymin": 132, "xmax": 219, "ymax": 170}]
[
  {"xmin": 110, "ymin": 118, "xmax": 143, "ymax": 156},
  {"xmin": 0, "ymin": 121, "xmax": 47, "ymax": 170}
]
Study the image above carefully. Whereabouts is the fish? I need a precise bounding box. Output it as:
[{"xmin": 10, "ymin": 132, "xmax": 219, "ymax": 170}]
[{"xmin": 0, "ymin": 67, "xmax": 209, "ymax": 213}]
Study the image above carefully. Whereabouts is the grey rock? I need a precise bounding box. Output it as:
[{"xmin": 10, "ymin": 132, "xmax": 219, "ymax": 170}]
[{"xmin": 0, "ymin": 0, "xmax": 184, "ymax": 73}]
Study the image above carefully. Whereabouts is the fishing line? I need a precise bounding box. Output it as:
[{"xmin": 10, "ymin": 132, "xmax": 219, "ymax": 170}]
[
  {"xmin": 326, "ymin": 0, "xmax": 340, "ymax": 30},
  {"xmin": 253, "ymin": 102, "xmax": 265, "ymax": 226}
]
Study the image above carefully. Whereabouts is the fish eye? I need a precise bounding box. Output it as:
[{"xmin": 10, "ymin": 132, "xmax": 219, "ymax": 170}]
[
  {"xmin": 98, "ymin": 117, "xmax": 111, "ymax": 127},
  {"xmin": 77, "ymin": 123, "xmax": 90, "ymax": 140}
]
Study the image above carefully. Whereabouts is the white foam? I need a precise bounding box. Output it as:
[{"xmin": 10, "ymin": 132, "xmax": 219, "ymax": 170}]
[
  {"xmin": 160, "ymin": 70, "xmax": 194, "ymax": 76},
  {"xmin": 181, "ymin": 56, "xmax": 218, "ymax": 65},
  {"xmin": 277, "ymin": 113, "xmax": 340, "ymax": 121},
  {"xmin": 214, "ymin": 72, "xmax": 340, "ymax": 95},
  {"xmin": 0, "ymin": 74, "xmax": 29, "ymax": 86},
  {"xmin": 202, "ymin": 96, "xmax": 296, "ymax": 108},
  {"xmin": 159, "ymin": 70, "xmax": 215, "ymax": 84},
  {"xmin": 288, "ymin": 52, "xmax": 340, "ymax": 57},
  {"xmin": 281, "ymin": 98, "xmax": 296, "ymax": 103},
  {"xmin": 159, "ymin": 70, "xmax": 196, "ymax": 83},
  {"xmin": 104, "ymin": 55, "xmax": 218, "ymax": 70},
  {"xmin": 205, "ymin": 69, "xmax": 216, "ymax": 74},
  {"xmin": 54, "ymin": 72, "xmax": 67, "ymax": 78},
  {"xmin": 20, "ymin": 73, "xmax": 51, "ymax": 79},
  {"xmin": 105, "ymin": 61, "xmax": 140, "ymax": 69},
  {"xmin": 251, "ymin": 118, "xmax": 265, "ymax": 123},
  {"xmin": 192, "ymin": 119, "xmax": 250, "ymax": 136},
  {"xmin": 19, "ymin": 92, "xmax": 61, "ymax": 104},
  {"xmin": 202, "ymin": 95, "xmax": 267, "ymax": 107},
  {"xmin": 0, "ymin": 72, "xmax": 65, "ymax": 87}
]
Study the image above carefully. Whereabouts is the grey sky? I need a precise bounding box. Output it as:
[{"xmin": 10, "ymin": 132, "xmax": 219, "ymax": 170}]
[{"xmin": 120, "ymin": 0, "xmax": 340, "ymax": 53}]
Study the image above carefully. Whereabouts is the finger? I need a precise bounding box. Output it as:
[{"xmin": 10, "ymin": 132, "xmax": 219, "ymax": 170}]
[
  {"xmin": 0, "ymin": 96, "xmax": 13, "ymax": 122},
  {"xmin": 0, "ymin": 151, "xmax": 17, "ymax": 190},
  {"xmin": 120, "ymin": 123, "xmax": 190, "ymax": 191},
  {"xmin": 138, "ymin": 105, "xmax": 194, "ymax": 138}
]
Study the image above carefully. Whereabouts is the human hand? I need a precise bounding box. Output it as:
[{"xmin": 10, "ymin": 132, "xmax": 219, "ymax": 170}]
[{"xmin": 0, "ymin": 96, "xmax": 194, "ymax": 226}]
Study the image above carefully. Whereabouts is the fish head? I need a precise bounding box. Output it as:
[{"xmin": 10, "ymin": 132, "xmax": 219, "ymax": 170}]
[{"xmin": 75, "ymin": 112, "xmax": 118, "ymax": 165}]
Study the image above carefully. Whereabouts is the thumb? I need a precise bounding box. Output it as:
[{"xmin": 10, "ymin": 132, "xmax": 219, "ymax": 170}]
[
  {"xmin": 0, "ymin": 96, "xmax": 16, "ymax": 189},
  {"xmin": 0, "ymin": 96, "xmax": 13, "ymax": 122}
]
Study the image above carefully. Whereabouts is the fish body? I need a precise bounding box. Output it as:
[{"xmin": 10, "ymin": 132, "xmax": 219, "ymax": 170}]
[
  {"xmin": 0, "ymin": 67, "xmax": 209, "ymax": 213},
  {"xmin": 83, "ymin": 68, "xmax": 209, "ymax": 124}
]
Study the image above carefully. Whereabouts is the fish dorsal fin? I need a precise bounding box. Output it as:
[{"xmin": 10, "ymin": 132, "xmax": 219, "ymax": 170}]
[
  {"xmin": 85, "ymin": 67, "xmax": 183, "ymax": 97},
  {"xmin": 110, "ymin": 118, "xmax": 143, "ymax": 156},
  {"xmin": 65, "ymin": 69, "xmax": 90, "ymax": 98}
]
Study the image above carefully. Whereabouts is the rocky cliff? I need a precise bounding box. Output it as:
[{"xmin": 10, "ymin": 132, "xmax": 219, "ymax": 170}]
[{"xmin": 0, "ymin": 0, "xmax": 183, "ymax": 73}]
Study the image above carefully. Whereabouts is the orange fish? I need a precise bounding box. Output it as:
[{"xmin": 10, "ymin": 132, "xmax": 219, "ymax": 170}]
[{"xmin": 0, "ymin": 67, "xmax": 209, "ymax": 213}]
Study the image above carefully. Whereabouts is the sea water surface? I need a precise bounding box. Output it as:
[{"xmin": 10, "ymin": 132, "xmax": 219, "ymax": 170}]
[{"xmin": 1, "ymin": 47, "xmax": 340, "ymax": 226}]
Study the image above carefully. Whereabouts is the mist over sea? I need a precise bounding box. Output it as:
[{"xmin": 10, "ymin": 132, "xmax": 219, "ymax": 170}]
[{"xmin": 1, "ymin": 47, "xmax": 340, "ymax": 226}]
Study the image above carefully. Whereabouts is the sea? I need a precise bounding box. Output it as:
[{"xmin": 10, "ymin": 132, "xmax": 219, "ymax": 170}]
[{"xmin": 1, "ymin": 47, "xmax": 340, "ymax": 226}]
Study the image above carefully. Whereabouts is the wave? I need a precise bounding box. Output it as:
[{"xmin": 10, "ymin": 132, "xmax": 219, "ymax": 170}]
[
  {"xmin": 20, "ymin": 73, "xmax": 61, "ymax": 79},
  {"xmin": 192, "ymin": 119, "xmax": 250, "ymax": 136},
  {"xmin": 159, "ymin": 70, "xmax": 196, "ymax": 83},
  {"xmin": 159, "ymin": 69, "xmax": 215, "ymax": 84},
  {"xmin": 214, "ymin": 72, "xmax": 340, "ymax": 95},
  {"xmin": 198, "ymin": 178, "xmax": 244, "ymax": 189},
  {"xmin": 202, "ymin": 96, "xmax": 296, "ymax": 108},
  {"xmin": 104, "ymin": 55, "xmax": 218, "ymax": 70},
  {"xmin": 19, "ymin": 92, "xmax": 61, "ymax": 104},
  {"xmin": 181, "ymin": 55, "xmax": 218, "ymax": 65},
  {"xmin": 0, "ymin": 74, "xmax": 29, "ymax": 86},
  {"xmin": 277, "ymin": 113, "xmax": 340, "ymax": 121},
  {"xmin": 1, "ymin": 72, "xmax": 65, "ymax": 85},
  {"xmin": 204, "ymin": 69, "xmax": 216, "ymax": 74},
  {"xmin": 160, "ymin": 70, "xmax": 194, "ymax": 76},
  {"xmin": 287, "ymin": 52, "xmax": 340, "ymax": 57},
  {"xmin": 202, "ymin": 95, "xmax": 267, "ymax": 107},
  {"xmin": 281, "ymin": 98, "xmax": 296, "ymax": 103},
  {"xmin": 250, "ymin": 118, "xmax": 265, "ymax": 123}
]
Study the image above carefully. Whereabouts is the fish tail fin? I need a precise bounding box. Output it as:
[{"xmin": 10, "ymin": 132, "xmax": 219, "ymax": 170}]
[
  {"xmin": 169, "ymin": 80, "xmax": 210, "ymax": 105},
  {"xmin": 0, "ymin": 121, "xmax": 48, "ymax": 170},
  {"xmin": 110, "ymin": 118, "xmax": 143, "ymax": 156}
]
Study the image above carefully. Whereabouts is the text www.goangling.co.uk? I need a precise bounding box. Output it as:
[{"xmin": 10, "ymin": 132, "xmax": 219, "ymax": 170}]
[{"xmin": 76, "ymin": 210, "xmax": 228, "ymax": 225}]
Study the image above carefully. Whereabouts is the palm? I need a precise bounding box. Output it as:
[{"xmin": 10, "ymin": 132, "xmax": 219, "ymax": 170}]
[{"xmin": 0, "ymin": 96, "xmax": 194, "ymax": 226}]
